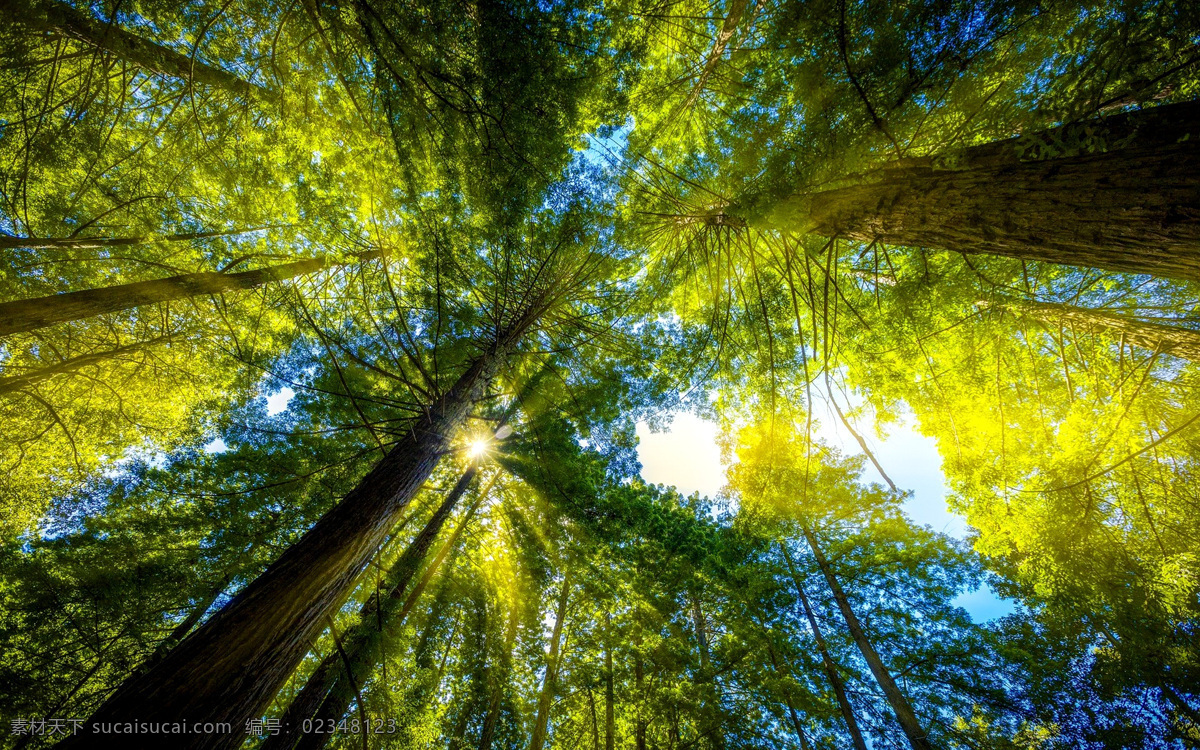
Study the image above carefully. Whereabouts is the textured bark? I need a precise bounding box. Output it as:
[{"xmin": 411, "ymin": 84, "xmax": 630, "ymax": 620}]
[
  {"xmin": 605, "ymin": 612, "xmax": 615, "ymax": 750},
  {"xmin": 691, "ymin": 596, "xmax": 711, "ymax": 673},
  {"xmin": 0, "ymin": 333, "xmax": 180, "ymax": 394},
  {"xmin": 780, "ymin": 543, "xmax": 868, "ymax": 750},
  {"xmin": 681, "ymin": 0, "xmax": 749, "ymax": 113},
  {"xmin": 757, "ymin": 100, "xmax": 1200, "ymax": 282},
  {"xmin": 261, "ymin": 467, "xmax": 481, "ymax": 750},
  {"xmin": 7, "ymin": 0, "xmax": 274, "ymax": 100},
  {"xmin": 801, "ymin": 530, "xmax": 933, "ymax": 750},
  {"xmin": 1005, "ymin": 300, "xmax": 1200, "ymax": 362},
  {"xmin": 529, "ymin": 573, "xmax": 572, "ymax": 750},
  {"xmin": 0, "ymin": 257, "xmax": 336, "ymax": 336},
  {"xmin": 143, "ymin": 583, "xmax": 227, "ymax": 670},
  {"xmin": 633, "ymin": 624, "xmax": 647, "ymax": 750},
  {"xmin": 0, "ymin": 227, "xmax": 280, "ymax": 250},
  {"xmin": 294, "ymin": 490, "xmax": 484, "ymax": 750},
  {"xmin": 58, "ymin": 322, "xmax": 527, "ymax": 750}
]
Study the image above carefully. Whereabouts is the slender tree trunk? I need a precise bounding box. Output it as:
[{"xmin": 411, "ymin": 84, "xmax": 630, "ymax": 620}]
[
  {"xmin": 800, "ymin": 529, "xmax": 933, "ymax": 750},
  {"xmin": 680, "ymin": 0, "xmax": 749, "ymax": 112},
  {"xmin": 764, "ymin": 643, "xmax": 810, "ymax": 750},
  {"xmin": 292, "ymin": 487, "xmax": 484, "ymax": 750},
  {"xmin": 691, "ymin": 596, "xmax": 710, "ymax": 673},
  {"xmin": 779, "ymin": 543, "xmax": 868, "ymax": 750},
  {"xmin": 753, "ymin": 99, "xmax": 1200, "ymax": 282},
  {"xmin": 605, "ymin": 612, "xmax": 615, "ymax": 750},
  {"xmin": 529, "ymin": 572, "xmax": 572, "ymax": 750},
  {"xmin": 0, "ymin": 253, "xmax": 385, "ymax": 336},
  {"xmin": 633, "ymin": 624, "xmax": 648, "ymax": 750},
  {"xmin": 1001, "ymin": 299, "xmax": 1200, "ymax": 362},
  {"xmin": 278, "ymin": 379, "xmax": 531, "ymax": 750},
  {"xmin": 589, "ymin": 689, "xmax": 601, "ymax": 750},
  {"xmin": 0, "ymin": 226, "xmax": 282, "ymax": 250},
  {"xmin": 0, "ymin": 333, "xmax": 181, "ymax": 394},
  {"xmin": 6, "ymin": 0, "xmax": 274, "ymax": 100},
  {"xmin": 143, "ymin": 580, "xmax": 228, "ymax": 670},
  {"xmin": 59, "ymin": 316, "xmax": 531, "ymax": 750},
  {"xmin": 261, "ymin": 467, "xmax": 483, "ymax": 750},
  {"xmin": 478, "ymin": 592, "xmax": 521, "ymax": 750},
  {"xmin": 688, "ymin": 596, "xmax": 724, "ymax": 750}
]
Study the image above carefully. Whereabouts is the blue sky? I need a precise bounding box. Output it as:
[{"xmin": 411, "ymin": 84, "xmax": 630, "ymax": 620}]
[{"xmin": 635, "ymin": 407, "xmax": 1017, "ymax": 623}]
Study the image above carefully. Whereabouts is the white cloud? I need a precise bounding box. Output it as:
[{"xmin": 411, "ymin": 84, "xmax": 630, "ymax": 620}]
[
  {"xmin": 635, "ymin": 413, "xmax": 727, "ymax": 498},
  {"xmin": 264, "ymin": 386, "xmax": 295, "ymax": 416}
]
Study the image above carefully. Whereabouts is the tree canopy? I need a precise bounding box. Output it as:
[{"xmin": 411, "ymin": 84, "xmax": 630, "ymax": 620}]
[{"xmin": 1, "ymin": 0, "xmax": 1198, "ymax": 748}]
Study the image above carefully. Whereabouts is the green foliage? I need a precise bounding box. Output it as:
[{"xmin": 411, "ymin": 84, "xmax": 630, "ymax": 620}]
[{"xmin": 2, "ymin": 0, "xmax": 1199, "ymax": 748}]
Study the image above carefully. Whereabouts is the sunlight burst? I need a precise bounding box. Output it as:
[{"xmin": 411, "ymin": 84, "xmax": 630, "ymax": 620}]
[{"xmin": 467, "ymin": 438, "xmax": 490, "ymax": 459}]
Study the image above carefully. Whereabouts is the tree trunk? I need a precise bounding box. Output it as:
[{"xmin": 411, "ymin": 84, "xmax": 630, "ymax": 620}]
[
  {"xmin": 1002, "ymin": 299, "xmax": 1200, "ymax": 362},
  {"xmin": 755, "ymin": 100, "xmax": 1200, "ymax": 282},
  {"xmin": 143, "ymin": 581, "xmax": 228, "ymax": 670},
  {"xmin": 292, "ymin": 480, "xmax": 486, "ymax": 750},
  {"xmin": 478, "ymin": 591, "xmax": 521, "ymax": 750},
  {"xmin": 691, "ymin": 595, "xmax": 711, "ymax": 673},
  {"xmin": 689, "ymin": 595, "xmax": 726, "ymax": 750},
  {"xmin": 764, "ymin": 642, "xmax": 811, "ymax": 750},
  {"xmin": 800, "ymin": 529, "xmax": 933, "ymax": 750},
  {"xmin": 0, "ymin": 259, "xmax": 307, "ymax": 336},
  {"xmin": 0, "ymin": 226, "xmax": 282, "ymax": 250},
  {"xmin": 589, "ymin": 689, "xmax": 601, "ymax": 750},
  {"xmin": 0, "ymin": 252, "xmax": 384, "ymax": 336},
  {"xmin": 633, "ymin": 624, "xmax": 647, "ymax": 750},
  {"xmin": 779, "ymin": 543, "xmax": 868, "ymax": 750},
  {"xmin": 58, "ymin": 320, "xmax": 529, "ymax": 750},
  {"xmin": 605, "ymin": 612, "xmax": 615, "ymax": 750},
  {"xmin": 7, "ymin": 0, "xmax": 274, "ymax": 101},
  {"xmin": 529, "ymin": 572, "xmax": 572, "ymax": 750},
  {"xmin": 680, "ymin": 0, "xmax": 749, "ymax": 113},
  {"xmin": 0, "ymin": 333, "xmax": 181, "ymax": 394},
  {"xmin": 261, "ymin": 467, "xmax": 483, "ymax": 750}
]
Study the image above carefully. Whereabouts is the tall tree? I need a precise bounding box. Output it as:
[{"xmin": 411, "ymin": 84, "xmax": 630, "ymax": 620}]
[
  {"xmin": 0, "ymin": 254, "xmax": 379, "ymax": 336},
  {"xmin": 739, "ymin": 101, "xmax": 1200, "ymax": 282},
  {"xmin": 4, "ymin": 0, "xmax": 274, "ymax": 100},
  {"xmin": 780, "ymin": 543, "xmax": 869, "ymax": 750},
  {"xmin": 57, "ymin": 319, "xmax": 532, "ymax": 745},
  {"xmin": 529, "ymin": 572, "xmax": 572, "ymax": 750}
]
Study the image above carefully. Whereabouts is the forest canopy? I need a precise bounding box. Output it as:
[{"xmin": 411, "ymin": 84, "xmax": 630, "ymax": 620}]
[{"xmin": 0, "ymin": 0, "xmax": 1198, "ymax": 748}]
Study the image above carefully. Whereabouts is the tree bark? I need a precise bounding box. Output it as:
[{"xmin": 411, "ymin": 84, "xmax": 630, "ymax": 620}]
[
  {"xmin": 688, "ymin": 595, "xmax": 725, "ymax": 750},
  {"xmin": 529, "ymin": 572, "xmax": 572, "ymax": 750},
  {"xmin": 633, "ymin": 623, "xmax": 648, "ymax": 750},
  {"xmin": 293, "ymin": 487, "xmax": 484, "ymax": 750},
  {"xmin": 0, "ymin": 226, "xmax": 282, "ymax": 250},
  {"xmin": 143, "ymin": 581, "xmax": 228, "ymax": 670},
  {"xmin": 755, "ymin": 100, "xmax": 1200, "ymax": 282},
  {"xmin": 6, "ymin": 0, "xmax": 274, "ymax": 101},
  {"xmin": 680, "ymin": 0, "xmax": 749, "ymax": 113},
  {"xmin": 261, "ymin": 466, "xmax": 482, "ymax": 750},
  {"xmin": 58, "ymin": 318, "xmax": 530, "ymax": 750},
  {"xmin": 800, "ymin": 530, "xmax": 933, "ymax": 750},
  {"xmin": 605, "ymin": 611, "xmax": 615, "ymax": 750},
  {"xmin": 0, "ymin": 253, "xmax": 381, "ymax": 336},
  {"xmin": 779, "ymin": 543, "xmax": 867, "ymax": 750},
  {"xmin": 1001, "ymin": 299, "xmax": 1200, "ymax": 362},
  {"xmin": 691, "ymin": 595, "xmax": 711, "ymax": 674}
]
